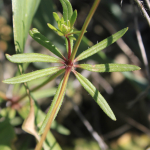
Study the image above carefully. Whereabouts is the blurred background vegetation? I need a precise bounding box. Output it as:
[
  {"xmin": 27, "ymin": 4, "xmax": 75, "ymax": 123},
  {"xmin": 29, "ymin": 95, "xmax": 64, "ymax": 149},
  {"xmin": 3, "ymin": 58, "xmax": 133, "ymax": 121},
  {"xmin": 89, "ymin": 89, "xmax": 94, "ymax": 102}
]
[{"xmin": 0, "ymin": 0, "xmax": 150, "ymax": 149}]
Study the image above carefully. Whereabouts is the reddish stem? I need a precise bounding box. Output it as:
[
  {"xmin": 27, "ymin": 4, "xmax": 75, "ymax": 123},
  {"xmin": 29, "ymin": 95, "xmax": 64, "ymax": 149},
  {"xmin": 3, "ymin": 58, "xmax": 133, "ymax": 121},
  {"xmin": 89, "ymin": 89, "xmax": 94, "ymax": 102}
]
[{"xmin": 67, "ymin": 37, "xmax": 72, "ymax": 59}]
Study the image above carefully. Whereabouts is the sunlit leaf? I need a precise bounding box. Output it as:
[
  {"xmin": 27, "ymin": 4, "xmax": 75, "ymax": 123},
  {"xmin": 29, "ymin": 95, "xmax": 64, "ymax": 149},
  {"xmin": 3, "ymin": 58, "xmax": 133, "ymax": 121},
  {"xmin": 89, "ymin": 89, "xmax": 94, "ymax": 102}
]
[
  {"xmin": 3, "ymin": 67, "xmax": 63, "ymax": 84},
  {"xmin": 60, "ymin": 0, "xmax": 73, "ymax": 22},
  {"xmin": 29, "ymin": 28, "xmax": 65, "ymax": 59},
  {"xmin": 77, "ymin": 63, "xmax": 140, "ymax": 72},
  {"xmin": 6, "ymin": 53, "xmax": 62, "ymax": 63},
  {"xmin": 12, "ymin": 0, "xmax": 40, "ymax": 53},
  {"xmin": 75, "ymin": 27, "xmax": 128, "ymax": 61},
  {"xmin": 74, "ymin": 71, "xmax": 116, "ymax": 121}
]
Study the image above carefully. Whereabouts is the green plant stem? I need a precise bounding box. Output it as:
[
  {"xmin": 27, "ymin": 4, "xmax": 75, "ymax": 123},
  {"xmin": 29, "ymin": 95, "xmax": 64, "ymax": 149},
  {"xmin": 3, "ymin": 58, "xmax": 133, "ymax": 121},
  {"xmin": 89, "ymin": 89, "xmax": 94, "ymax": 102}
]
[
  {"xmin": 69, "ymin": 0, "xmax": 101, "ymax": 62},
  {"xmin": 16, "ymin": 69, "xmax": 65, "ymax": 102},
  {"xmin": 35, "ymin": 68, "xmax": 71, "ymax": 150}
]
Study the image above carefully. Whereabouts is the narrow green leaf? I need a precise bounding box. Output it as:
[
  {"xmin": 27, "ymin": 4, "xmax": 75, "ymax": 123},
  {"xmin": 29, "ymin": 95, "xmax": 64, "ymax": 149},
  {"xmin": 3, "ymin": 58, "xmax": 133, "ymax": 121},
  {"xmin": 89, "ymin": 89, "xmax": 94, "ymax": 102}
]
[
  {"xmin": 76, "ymin": 27, "xmax": 128, "ymax": 61},
  {"xmin": 47, "ymin": 23, "xmax": 59, "ymax": 32},
  {"xmin": 6, "ymin": 53, "xmax": 62, "ymax": 63},
  {"xmin": 60, "ymin": 0, "xmax": 73, "ymax": 21},
  {"xmin": 12, "ymin": 0, "xmax": 40, "ymax": 53},
  {"xmin": 39, "ymin": 77, "xmax": 66, "ymax": 135},
  {"xmin": 47, "ymin": 23, "xmax": 64, "ymax": 36},
  {"xmin": 77, "ymin": 63, "xmax": 141, "ymax": 72},
  {"xmin": 74, "ymin": 71, "xmax": 116, "ymax": 121},
  {"xmin": 29, "ymin": 28, "xmax": 65, "ymax": 59},
  {"xmin": 3, "ymin": 67, "xmax": 63, "ymax": 84},
  {"xmin": 70, "ymin": 10, "xmax": 77, "ymax": 28},
  {"xmin": 53, "ymin": 12, "xmax": 60, "ymax": 22}
]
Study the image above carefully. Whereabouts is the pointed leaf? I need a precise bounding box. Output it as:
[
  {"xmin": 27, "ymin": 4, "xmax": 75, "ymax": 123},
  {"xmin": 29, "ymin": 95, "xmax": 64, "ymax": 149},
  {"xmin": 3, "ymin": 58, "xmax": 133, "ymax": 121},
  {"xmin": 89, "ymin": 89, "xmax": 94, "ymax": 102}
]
[
  {"xmin": 70, "ymin": 10, "xmax": 77, "ymax": 28},
  {"xmin": 60, "ymin": 0, "xmax": 73, "ymax": 21},
  {"xmin": 6, "ymin": 53, "xmax": 62, "ymax": 63},
  {"xmin": 74, "ymin": 71, "xmax": 116, "ymax": 121},
  {"xmin": 29, "ymin": 28, "xmax": 65, "ymax": 59},
  {"xmin": 76, "ymin": 27, "xmax": 128, "ymax": 61},
  {"xmin": 53, "ymin": 12, "xmax": 60, "ymax": 22},
  {"xmin": 39, "ymin": 77, "xmax": 66, "ymax": 134},
  {"xmin": 47, "ymin": 23, "xmax": 64, "ymax": 36},
  {"xmin": 77, "ymin": 63, "xmax": 141, "ymax": 72},
  {"xmin": 3, "ymin": 67, "xmax": 63, "ymax": 84}
]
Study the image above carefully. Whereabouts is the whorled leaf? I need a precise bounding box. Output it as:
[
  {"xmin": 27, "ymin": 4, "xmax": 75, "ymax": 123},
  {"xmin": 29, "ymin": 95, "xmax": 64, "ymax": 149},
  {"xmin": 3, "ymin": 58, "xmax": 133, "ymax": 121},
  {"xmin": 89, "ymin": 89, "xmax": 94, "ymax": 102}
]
[
  {"xmin": 73, "ymin": 71, "xmax": 116, "ymax": 121},
  {"xmin": 29, "ymin": 28, "xmax": 65, "ymax": 59},
  {"xmin": 60, "ymin": 0, "xmax": 73, "ymax": 22},
  {"xmin": 77, "ymin": 63, "xmax": 141, "ymax": 72},
  {"xmin": 6, "ymin": 53, "xmax": 62, "ymax": 63},
  {"xmin": 39, "ymin": 78, "xmax": 66, "ymax": 135},
  {"xmin": 75, "ymin": 27, "xmax": 128, "ymax": 61},
  {"xmin": 3, "ymin": 67, "xmax": 64, "ymax": 84}
]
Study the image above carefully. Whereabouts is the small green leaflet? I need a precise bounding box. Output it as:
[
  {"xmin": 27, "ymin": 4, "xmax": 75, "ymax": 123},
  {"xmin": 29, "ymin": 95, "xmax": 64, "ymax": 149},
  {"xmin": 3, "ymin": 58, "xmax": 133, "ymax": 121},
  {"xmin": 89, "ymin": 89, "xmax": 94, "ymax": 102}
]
[
  {"xmin": 74, "ymin": 71, "xmax": 116, "ymax": 121},
  {"xmin": 6, "ymin": 53, "xmax": 62, "ymax": 63},
  {"xmin": 29, "ymin": 28, "xmax": 65, "ymax": 59},
  {"xmin": 76, "ymin": 27, "xmax": 128, "ymax": 61},
  {"xmin": 77, "ymin": 63, "xmax": 141, "ymax": 72},
  {"xmin": 3, "ymin": 67, "xmax": 64, "ymax": 84},
  {"xmin": 70, "ymin": 10, "xmax": 77, "ymax": 28},
  {"xmin": 60, "ymin": 0, "xmax": 73, "ymax": 22}
]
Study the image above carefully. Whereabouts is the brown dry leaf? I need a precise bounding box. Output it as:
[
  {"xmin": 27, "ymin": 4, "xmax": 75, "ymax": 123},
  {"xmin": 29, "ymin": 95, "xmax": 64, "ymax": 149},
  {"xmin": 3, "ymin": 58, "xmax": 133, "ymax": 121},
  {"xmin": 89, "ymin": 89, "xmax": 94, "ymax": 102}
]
[{"xmin": 22, "ymin": 98, "xmax": 40, "ymax": 142}]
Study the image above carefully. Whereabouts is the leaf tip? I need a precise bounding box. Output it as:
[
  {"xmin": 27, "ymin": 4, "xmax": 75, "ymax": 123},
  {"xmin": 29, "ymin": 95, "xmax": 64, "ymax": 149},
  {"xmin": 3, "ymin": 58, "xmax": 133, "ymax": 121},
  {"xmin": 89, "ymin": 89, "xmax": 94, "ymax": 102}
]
[
  {"xmin": 133, "ymin": 66, "xmax": 141, "ymax": 71},
  {"xmin": 2, "ymin": 79, "xmax": 8, "ymax": 84},
  {"xmin": 5, "ymin": 54, "xmax": 11, "ymax": 59},
  {"xmin": 112, "ymin": 116, "xmax": 117, "ymax": 121}
]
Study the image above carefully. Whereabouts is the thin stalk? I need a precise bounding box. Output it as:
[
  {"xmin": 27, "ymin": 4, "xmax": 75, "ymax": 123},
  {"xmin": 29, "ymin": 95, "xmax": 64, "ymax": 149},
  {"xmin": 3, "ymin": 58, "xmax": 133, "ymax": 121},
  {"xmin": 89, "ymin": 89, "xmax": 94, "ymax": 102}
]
[
  {"xmin": 134, "ymin": 0, "xmax": 150, "ymax": 27},
  {"xmin": 69, "ymin": 0, "xmax": 101, "ymax": 61},
  {"xmin": 67, "ymin": 37, "xmax": 71, "ymax": 59},
  {"xmin": 144, "ymin": 0, "xmax": 150, "ymax": 10},
  {"xmin": 16, "ymin": 69, "xmax": 65, "ymax": 102},
  {"xmin": 35, "ymin": 68, "xmax": 71, "ymax": 150},
  {"xmin": 132, "ymin": 0, "xmax": 150, "ymax": 83}
]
